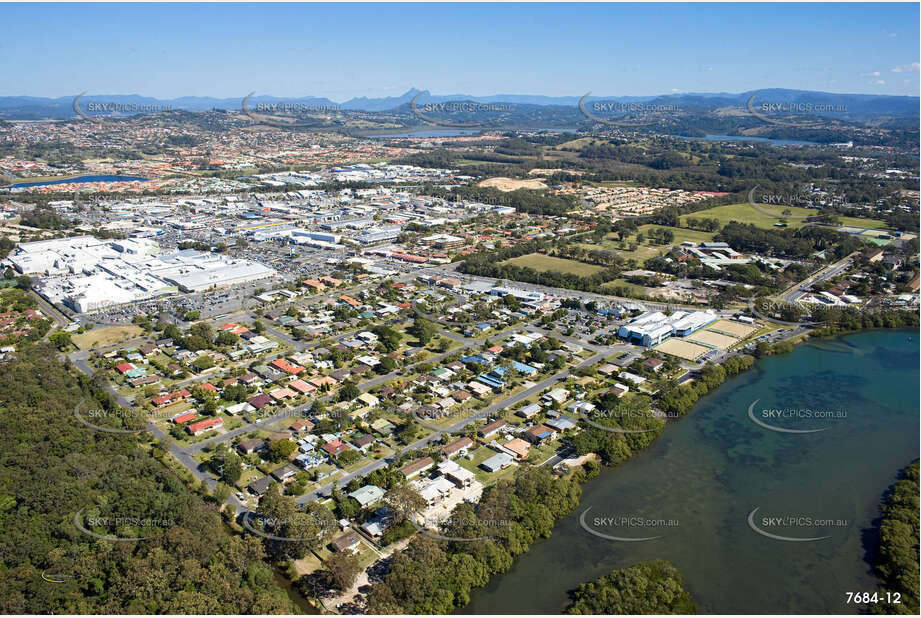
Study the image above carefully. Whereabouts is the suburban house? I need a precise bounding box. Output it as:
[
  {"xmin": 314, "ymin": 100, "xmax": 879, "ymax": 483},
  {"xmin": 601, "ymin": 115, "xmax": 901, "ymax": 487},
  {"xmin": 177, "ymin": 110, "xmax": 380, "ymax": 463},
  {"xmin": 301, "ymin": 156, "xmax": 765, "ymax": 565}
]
[
  {"xmin": 419, "ymin": 476, "xmax": 455, "ymax": 506},
  {"xmin": 443, "ymin": 464, "xmax": 475, "ymax": 488},
  {"xmin": 170, "ymin": 410, "xmax": 197, "ymax": 425},
  {"xmin": 152, "ymin": 388, "xmax": 192, "ymax": 407},
  {"xmin": 442, "ymin": 436, "xmax": 474, "ymax": 459},
  {"xmin": 597, "ymin": 363, "xmax": 618, "ymax": 377},
  {"xmin": 546, "ymin": 417, "xmax": 578, "ymax": 433},
  {"xmin": 288, "ymin": 378, "xmax": 316, "ymax": 395},
  {"xmin": 247, "ymin": 393, "xmax": 273, "ymax": 410},
  {"xmin": 352, "ymin": 434, "xmax": 376, "ymax": 452},
  {"xmin": 186, "ymin": 417, "xmax": 223, "ymax": 436},
  {"xmin": 271, "ymin": 463, "xmax": 299, "ymax": 483},
  {"xmin": 348, "ymin": 484, "xmax": 385, "ymax": 508},
  {"xmin": 321, "ymin": 440, "xmax": 350, "ymax": 458},
  {"xmin": 247, "ymin": 475, "xmax": 273, "ymax": 497},
  {"xmin": 608, "ymin": 383, "xmax": 630, "ymax": 398},
  {"xmin": 542, "ymin": 388, "xmax": 569, "ymax": 405},
  {"xmin": 524, "ymin": 424, "xmax": 555, "ymax": 444},
  {"xmin": 237, "ymin": 438, "xmax": 265, "ymax": 455},
  {"xmin": 226, "ymin": 401, "xmax": 256, "ymax": 415},
  {"xmin": 400, "ymin": 456, "xmax": 435, "ymax": 480},
  {"xmin": 478, "ymin": 419, "xmax": 508, "ymax": 439},
  {"xmin": 504, "ymin": 437, "xmax": 531, "ymax": 460},
  {"xmin": 290, "ymin": 419, "xmax": 314, "ymax": 433},
  {"xmin": 480, "ymin": 452, "xmax": 514, "ymax": 473},
  {"xmin": 330, "ymin": 531, "xmax": 361, "ymax": 553},
  {"xmin": 270, "ymin": 387, "xmax": 297, "ymax": 401},
  {"xmin": 516, "ymin": 403, "xmax": 541, "ymax": 419}
]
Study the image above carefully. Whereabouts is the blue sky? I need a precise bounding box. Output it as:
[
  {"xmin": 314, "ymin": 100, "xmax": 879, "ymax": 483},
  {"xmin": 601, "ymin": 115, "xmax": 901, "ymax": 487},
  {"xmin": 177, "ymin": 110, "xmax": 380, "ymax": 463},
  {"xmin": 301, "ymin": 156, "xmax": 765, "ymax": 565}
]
[{"xmin": 1, "ymin": 3, "xmax": 918, "ymax": 99}]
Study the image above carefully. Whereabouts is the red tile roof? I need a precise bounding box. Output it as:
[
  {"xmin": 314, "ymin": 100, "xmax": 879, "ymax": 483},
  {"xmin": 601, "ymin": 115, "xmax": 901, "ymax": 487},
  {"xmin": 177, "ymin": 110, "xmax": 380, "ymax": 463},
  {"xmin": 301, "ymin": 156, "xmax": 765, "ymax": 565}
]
[
  {"xmin": 187, "ymin": 417, "xmax": 223, "ymax": 434},
  {"xmin": 171, "ymin": 411, "xmax": 196, "ymax": 424}
]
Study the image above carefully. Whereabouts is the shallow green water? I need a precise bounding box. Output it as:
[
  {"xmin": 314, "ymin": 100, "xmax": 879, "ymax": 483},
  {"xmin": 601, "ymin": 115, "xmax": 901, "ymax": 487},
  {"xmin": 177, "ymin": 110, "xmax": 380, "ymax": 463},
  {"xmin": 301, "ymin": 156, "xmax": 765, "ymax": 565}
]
[{"xmin": 462, "ymin": 330, "xmax": 919, "ymax": 614}]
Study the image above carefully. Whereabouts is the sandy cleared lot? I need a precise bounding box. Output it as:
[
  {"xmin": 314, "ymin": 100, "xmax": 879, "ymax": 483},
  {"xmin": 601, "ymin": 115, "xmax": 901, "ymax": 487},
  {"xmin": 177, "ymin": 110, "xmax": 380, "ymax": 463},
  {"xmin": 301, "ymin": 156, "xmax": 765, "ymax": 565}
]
[
  {"xmin": 528, "ymin": 168, "xmax": 582, "ymax": 176},
  {"xmin": 653, "ymin": 338, "xmax": 711, "ymax": 361},
  {"xmin": 72, "ymin": 324, "xmax": 144, "ymax": 349},
  {"xmin": 706, "ymin": 319, "xmax": 759, "ymax": 339},
  {"xmin": 477, "ymin": 177, "xmax": 548, "ymax": 191},
  {"xmin": 688, "ymin": 329, "xmax": 739, "ymax": 349},
  {"xmin": 502, "ymin": 253, "xmax": 606, "ymax": 277}
]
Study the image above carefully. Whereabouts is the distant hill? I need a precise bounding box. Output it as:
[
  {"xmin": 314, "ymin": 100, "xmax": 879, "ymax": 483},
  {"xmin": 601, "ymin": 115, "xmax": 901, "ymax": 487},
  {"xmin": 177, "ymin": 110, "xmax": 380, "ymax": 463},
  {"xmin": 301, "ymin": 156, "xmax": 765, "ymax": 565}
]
[{"xmin": 0, "ymin": 88, "xmax": 916, "ymax": 122}]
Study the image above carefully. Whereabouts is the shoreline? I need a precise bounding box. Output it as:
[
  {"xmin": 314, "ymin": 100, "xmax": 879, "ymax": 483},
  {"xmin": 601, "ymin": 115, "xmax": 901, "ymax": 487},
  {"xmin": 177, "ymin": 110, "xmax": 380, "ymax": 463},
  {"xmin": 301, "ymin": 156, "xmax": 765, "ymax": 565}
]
[{"xmin": 371, "ymin": 321, "xmax": 918, "ymax": 615}]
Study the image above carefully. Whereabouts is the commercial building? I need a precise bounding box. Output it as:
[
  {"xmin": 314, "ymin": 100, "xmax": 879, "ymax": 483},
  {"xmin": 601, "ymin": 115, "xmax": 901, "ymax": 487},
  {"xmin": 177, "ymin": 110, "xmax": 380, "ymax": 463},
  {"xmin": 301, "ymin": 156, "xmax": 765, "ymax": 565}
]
[
  {"xmin": 617, "ymin": 310, "xmax": 717, "ymax": 347},
  {"xmin": 9, "ymin": 237, "xmax": 276, "ymax": 312}
]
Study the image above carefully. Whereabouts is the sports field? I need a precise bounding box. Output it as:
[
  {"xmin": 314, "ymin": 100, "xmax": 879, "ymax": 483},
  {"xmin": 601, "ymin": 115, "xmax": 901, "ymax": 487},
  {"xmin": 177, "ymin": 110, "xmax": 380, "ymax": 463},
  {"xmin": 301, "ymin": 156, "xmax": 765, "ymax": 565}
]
[
  {"xmin": 688, "ymin": 330, "xmax": 739, "ymax": 349},
  {"xmin": 706, "ymin": 319, "xmax": 759, "ymax": 339},
  {"xmin": 654, "ymin": 338, "xmax": 711, "ymax": 361},
  {"xmin": 501, "ymin": 253, "xmax": 606, "ymax": 277}
]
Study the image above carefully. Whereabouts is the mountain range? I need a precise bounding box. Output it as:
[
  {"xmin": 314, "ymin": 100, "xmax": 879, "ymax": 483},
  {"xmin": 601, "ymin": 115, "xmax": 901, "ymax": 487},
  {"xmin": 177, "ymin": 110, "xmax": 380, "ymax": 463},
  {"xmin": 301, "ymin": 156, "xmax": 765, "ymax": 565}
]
[{"xmin": 0, "ymin": 88, "xmax": 917, "ymax": 121}]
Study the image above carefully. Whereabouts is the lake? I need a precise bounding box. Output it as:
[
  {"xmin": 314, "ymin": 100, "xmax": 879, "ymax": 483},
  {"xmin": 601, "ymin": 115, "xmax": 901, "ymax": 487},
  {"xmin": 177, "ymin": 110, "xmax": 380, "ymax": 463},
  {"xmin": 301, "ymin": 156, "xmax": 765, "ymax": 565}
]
[
  {"xmin": 9, "ymin": 175, "xmax": 149, "ymax": 188},
  {"xmin": 461, "ymin": 330, "xmax": 919, "ymax": 614}
]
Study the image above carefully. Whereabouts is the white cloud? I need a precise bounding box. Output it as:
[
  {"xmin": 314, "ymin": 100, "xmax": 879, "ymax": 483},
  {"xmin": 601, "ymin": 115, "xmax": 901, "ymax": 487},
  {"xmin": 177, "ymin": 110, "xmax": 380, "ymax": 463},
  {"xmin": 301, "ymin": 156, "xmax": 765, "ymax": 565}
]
[
  {"xmin": 874, "ymin": 80, "xmax": 885, "ymax": 85},
  {"xmin": 890, "ymin": 62, "xmax": 920, "ymax": 73},
  {"xmin": 861, "ymin": 71, "xmax": 881, "ymax": 77}
]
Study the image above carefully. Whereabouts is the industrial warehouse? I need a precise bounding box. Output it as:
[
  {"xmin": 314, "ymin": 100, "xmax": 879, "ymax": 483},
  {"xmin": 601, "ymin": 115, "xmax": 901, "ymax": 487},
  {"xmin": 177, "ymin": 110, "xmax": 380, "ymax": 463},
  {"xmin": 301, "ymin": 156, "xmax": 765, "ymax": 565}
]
[{"xmin": 4, "ymin": 236, "xmax": 277, "ymax": 313}]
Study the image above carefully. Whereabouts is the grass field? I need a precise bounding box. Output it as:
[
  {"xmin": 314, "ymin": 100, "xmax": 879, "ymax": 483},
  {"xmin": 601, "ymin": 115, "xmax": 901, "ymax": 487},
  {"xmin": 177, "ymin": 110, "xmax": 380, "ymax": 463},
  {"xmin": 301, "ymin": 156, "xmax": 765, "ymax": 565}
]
[
  {"xmin": 579, "ymin": 225, "xmax": 716, "ymax": 264},
  {"xmin": 501, "ymin": 253, "xmax": 606, "ymax": 277},
  {"xmin": 72, "ymin": 324, "xmax": 144, "ymax": 349},
  {"xmin": 635, "ymin": 225, "xmax": 718, "ymax": 245},
  {"xmin": 600, "ymin": 278, "xmax": 646, "ymax": 295},
  {"xmin": 681, "ymin": 203, "xmax": 887, "ymax": 231},
  {"xmin": 579, "ymin": 239, "xmax": 662, "ymax": 263}
]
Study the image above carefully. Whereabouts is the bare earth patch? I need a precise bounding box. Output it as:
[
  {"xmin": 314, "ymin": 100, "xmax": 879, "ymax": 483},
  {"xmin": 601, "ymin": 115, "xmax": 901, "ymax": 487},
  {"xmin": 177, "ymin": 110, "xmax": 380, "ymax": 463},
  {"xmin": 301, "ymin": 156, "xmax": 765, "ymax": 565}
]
[{"xmin": 477, "ymin": 177, "xmax": 548, "ymax": 191}]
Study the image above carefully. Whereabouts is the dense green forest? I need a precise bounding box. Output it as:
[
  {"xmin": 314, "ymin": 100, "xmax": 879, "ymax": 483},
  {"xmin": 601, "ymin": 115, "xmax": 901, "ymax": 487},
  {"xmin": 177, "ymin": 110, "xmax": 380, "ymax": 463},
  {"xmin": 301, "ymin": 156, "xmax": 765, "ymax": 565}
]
[
  {"xmin": 0, "ymin": 344, "xmax": 298, "ymax": 613},
  {"xmin": 874, "ymin": 461, "xmax": 919, "ymax": 615},
  {"xmin": 565, "ymin": 559, "xmax": 697, "ymax": 614}
]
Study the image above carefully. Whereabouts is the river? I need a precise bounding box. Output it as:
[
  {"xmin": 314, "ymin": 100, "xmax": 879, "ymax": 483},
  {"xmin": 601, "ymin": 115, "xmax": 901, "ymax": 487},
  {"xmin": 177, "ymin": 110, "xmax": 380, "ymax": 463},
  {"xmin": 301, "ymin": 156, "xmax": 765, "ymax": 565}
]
[{"xmin": 461, "ymin": 330, "xmax": 919, "ymax": 614}]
